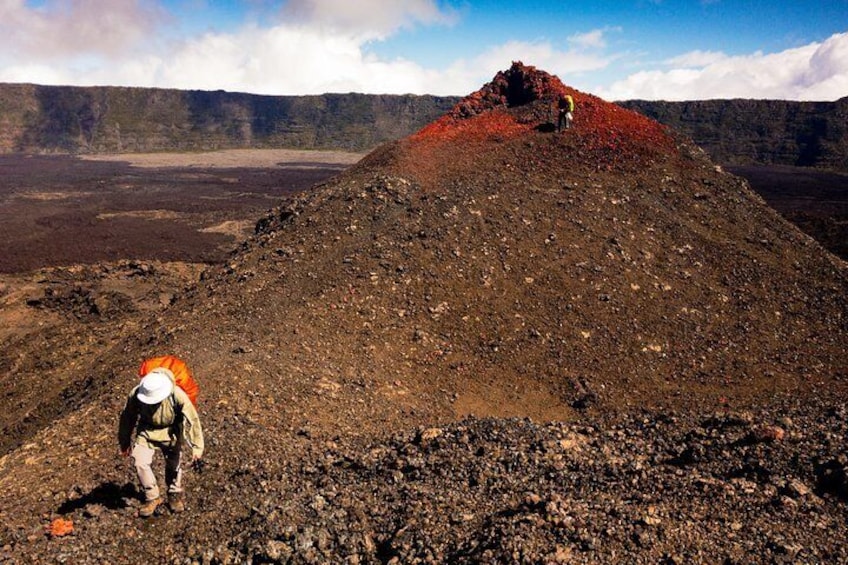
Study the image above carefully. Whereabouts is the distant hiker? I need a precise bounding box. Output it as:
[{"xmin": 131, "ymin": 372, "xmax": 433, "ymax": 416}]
[
  {"xmin": 118, "ymin": 368, "xmax": 204, "ymax": 517},
  {"xmin": 556, "ymin": 94, "xmax": 574, "ymax": 132}
]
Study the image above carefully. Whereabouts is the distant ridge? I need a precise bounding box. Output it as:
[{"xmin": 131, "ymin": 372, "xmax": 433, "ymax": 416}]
[
  {"xmin": 620, "ymin": 97, "xmax": 848, "ymax": 171},
  {"xmin": 1, "ymin": 82, "xmax": 847, "ymax": 171},
  {"xmin": 0, "ymin": 83, "xmax": 459, "ymax": 153}
]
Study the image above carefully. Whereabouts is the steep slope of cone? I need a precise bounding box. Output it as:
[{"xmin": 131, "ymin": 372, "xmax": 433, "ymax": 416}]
[
  {"xmin": 221, "ymin": 61, "xmax": 846, "ymax": 421},
  {"xmin": 1, "ymin": 63, "xmax": 846, "ymax": 562}
]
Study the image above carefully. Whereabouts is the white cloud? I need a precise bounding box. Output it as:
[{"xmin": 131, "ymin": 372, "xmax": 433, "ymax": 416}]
[
  {"xmin": 569, "ymin": 30, "xmax": 607, "ymax": 50},
  {"xmin": 598, "ymin": 32, "xmax": 848, "ymax": 101},
  {"xmin": 150, "ymin": 25, "xmax": 444, "ymax": 95},
  {"xmin": 568, "ymin": 27, "xmax": 620, "ymax": 50},
  {"xmin": 0, "ymin": 0, "xmax": 616, "ymax": 97},
  {"xmin": 0, "ymin": 0, "xmax": 468, "ymax": 94},
  {"xmin": 664, "ymin": 50, "xmax": 728, "ymax": 68},
  {"xmin": 3, "ymin": 1, "xmax": 843, "ymax": 103},
  {"xmin": 470, "ymin": 39, "xmax": 611, "ymax": 76},
  {"xmin": 443, "ymin": 29, "xmax": 620, "ymax": 93},
  {"xmin": 280, "ymin": 0, "xmax": 458, "ymax": 40},
  {"xmin": 0, "ymin": 0, "xmax": 164, "ymax": 61}
]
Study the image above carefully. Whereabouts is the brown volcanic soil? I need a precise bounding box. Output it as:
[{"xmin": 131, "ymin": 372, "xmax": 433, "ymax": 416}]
[
  {"xmin": 0, "ymin": 260, "xmax": 209, "ymax": 458},
  {"xmin": 1, "ymin": 63, "xmax": 847, "ymax": 563},
  {"xmin": 0, "ymin": 149, "xmax": 360, "ymax": 468}
]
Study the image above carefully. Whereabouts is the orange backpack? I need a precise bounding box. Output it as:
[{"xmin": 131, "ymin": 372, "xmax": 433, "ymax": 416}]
[{"xmin": 138, "ymin": 355, "xmax": 199, "ymax": 407}]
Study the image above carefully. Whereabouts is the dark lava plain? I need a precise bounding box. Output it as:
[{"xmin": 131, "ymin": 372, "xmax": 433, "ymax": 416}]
[
  {"xmin": 728, "ymin": 165, "xmax": 848, "ymax": 261},
  {"xmin": 0, "ymin": 153, "xmax": 352, "ymax": 273}
]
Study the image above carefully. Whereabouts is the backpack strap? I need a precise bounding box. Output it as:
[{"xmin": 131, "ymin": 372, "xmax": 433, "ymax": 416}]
[
  {"xmin": 171, "ymin": 393, "xmax": 184, "ymax": 418},
  {"xmin": 168, "ymin": 392, "xmax": 185, "ymax": 438}
]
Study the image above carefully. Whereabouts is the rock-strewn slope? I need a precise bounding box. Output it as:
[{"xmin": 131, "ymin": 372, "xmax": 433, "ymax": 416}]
[
  {"xmin": 0, "ymin": 63, "xmax": 846, "ymax": 563},
  {"xmin": 228, "ymin": 404, "xmax": 848, "ymax": 564}
]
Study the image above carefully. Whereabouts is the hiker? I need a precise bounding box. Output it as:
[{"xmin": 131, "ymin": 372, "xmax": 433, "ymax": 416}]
[
  {"xmin": 556, "ymin": 94, "xmax": 574, "ymax": 132},
  {"xmin": 118, "ymin": 368, "xmax": 204, "ymax": 517}
]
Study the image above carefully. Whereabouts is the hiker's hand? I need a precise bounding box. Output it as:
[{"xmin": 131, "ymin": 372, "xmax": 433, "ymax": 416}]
[{"xmin": 191, "ymin": 455, "xmax": 205, "ymax": 473}]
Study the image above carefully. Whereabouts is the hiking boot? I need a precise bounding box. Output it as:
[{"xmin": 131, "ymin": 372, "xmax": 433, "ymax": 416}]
[
  {"xmin": 168, "ymin": 493, "xmax": 185, "ymax": 513},
  {"xmin": 138, "ymin": 497, "xmax": 162, "ymax": 517}
]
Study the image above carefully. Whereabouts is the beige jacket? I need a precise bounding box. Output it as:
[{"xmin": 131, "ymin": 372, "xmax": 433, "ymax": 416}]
[{"xmin": 118, "ymin": 383, "xmax": 204, "ymax": 458}]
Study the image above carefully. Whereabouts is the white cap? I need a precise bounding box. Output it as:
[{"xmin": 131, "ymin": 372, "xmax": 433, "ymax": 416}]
[{"xmin": 137, "ymin": 370, "xmax": 174, "ymax": 404}]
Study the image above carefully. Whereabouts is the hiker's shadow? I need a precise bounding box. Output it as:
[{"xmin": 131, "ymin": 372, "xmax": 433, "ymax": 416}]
[
  {"xmin": 536, "ymin": 122, "xmax": 556, "ymax": 133},
  {"xmin": 57, "ymin": 481, "xmax": 137, "ymax": 514}
]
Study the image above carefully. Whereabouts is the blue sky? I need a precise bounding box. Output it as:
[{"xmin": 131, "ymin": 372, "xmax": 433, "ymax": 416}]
[{"xmin": 1, "ymin": 0, "xmax": 847, "ymax": 100}]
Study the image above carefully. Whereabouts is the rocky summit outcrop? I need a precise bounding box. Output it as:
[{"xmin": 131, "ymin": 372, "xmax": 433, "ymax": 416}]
[{"xmin": 1, "ymin": 63, "xmax": 846, "ymax": 563}]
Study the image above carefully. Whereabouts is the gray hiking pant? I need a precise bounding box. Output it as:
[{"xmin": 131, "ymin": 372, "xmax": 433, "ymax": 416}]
[{"xmin": 132, "ymin": 440, "xmax": 183, "ymax": 501}]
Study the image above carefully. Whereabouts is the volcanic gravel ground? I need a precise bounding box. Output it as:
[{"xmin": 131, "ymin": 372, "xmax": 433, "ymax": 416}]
[
  {"xmin": 0, "ymin": 63, "xmax": 846, "ymax": 564},
  {"xmin": 222, "ymin": 401, "xmax": 848, "ymax": 564},
  {"xmin": 0, "ymin": 261, "xmax": 206, "ymax": 456},
  {"xmin": 3, "ymin": 401, "xmax": 848, "ymax": 563}
]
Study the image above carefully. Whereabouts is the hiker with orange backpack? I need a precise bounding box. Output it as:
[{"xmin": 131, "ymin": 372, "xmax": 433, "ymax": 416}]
[{"xmin": 118, "ymin": 366, "xmax": 204, "ymax": 517}]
